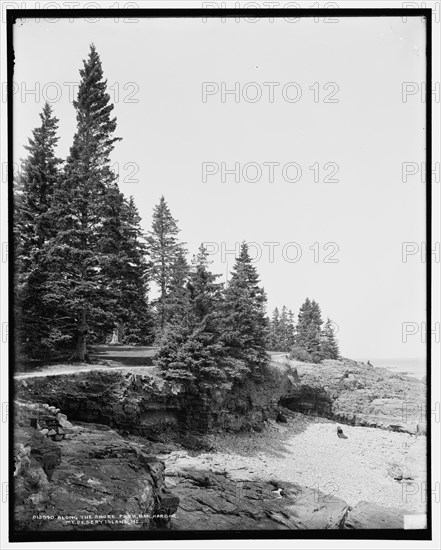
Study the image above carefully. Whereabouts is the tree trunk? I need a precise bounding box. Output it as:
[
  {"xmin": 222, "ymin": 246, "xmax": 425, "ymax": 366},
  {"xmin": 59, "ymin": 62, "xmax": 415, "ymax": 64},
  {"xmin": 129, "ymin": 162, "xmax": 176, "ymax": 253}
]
[{"xmin": 70, "ymin": 311, "xmax": 89, "ymax": 362}]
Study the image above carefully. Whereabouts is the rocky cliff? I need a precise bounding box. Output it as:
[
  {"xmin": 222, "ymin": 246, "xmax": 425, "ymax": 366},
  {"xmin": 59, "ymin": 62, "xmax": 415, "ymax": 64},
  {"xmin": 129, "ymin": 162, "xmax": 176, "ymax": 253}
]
[
  {"xmin": 13, "ymin": 357, "xmax": 424, "ymax": 533},
  {"xmin": 16, "ymin": 362, "xmax": 298, "ymax": 438},
  {"xmin": 275, "ymin": 357, "xmax": 426, "ymax": 434}
]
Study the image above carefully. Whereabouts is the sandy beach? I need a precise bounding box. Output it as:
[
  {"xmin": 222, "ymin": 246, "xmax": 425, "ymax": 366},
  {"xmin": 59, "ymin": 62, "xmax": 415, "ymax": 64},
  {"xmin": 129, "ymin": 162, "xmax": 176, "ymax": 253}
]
[{"xmin": 161, "ymin": 413, "xmax": 427, "ymax": 514}]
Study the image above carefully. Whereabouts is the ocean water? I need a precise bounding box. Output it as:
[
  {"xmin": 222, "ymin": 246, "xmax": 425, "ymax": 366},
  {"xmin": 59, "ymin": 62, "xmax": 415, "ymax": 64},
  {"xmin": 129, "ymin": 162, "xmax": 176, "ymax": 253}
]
[{"xmin": 357, "ymin": 358, "xmax": 427, "ymax": 380}]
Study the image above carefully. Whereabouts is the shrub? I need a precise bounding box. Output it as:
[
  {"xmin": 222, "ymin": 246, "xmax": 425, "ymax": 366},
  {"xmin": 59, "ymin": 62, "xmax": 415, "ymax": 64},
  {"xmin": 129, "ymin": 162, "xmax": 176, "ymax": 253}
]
[
  {"xmin": 289, "ymin": 346, "xmax": 312, "ymax": 362},
  {"xmin": 311, "ymin": 352, "xmax": 324, "ymax": 364}
]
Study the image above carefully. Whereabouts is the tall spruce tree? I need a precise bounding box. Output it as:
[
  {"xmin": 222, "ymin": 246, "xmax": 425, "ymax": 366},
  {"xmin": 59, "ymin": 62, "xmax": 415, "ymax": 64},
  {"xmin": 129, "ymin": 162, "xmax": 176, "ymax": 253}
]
[
  {"xmin": 268, "ymin": 305, "xmax": 295, "ymax": 352},
  {"xmin": 287, "ymin": 309, "xmax": 296, "ymax": 350},
  {"xmin": 222, "ymin": 242, "xmax": 268, "ymax": 375},
  {"xmin": 294, "ymin": 298, "xmax": 324, "ymax": 362},
  {"xmin": 14, "ymin": 103, "xmax": 62, "ymax": 357},
  {"xmin": 269, "ymin": 307, "xmax": 281, "ymax": 350},
  {"xmin": 163, "ymin": 249, "xmax": 191, "ymax": 328},
  {"xmin": 120, "ymin": 197, "xmax": 154, "ymax": 344},
  {"xmin": 147, "ymin": 196, "xmax": 186, "ymax": 332},
  {"xmin": 320, "ymin": 318, "xmax": 340, "ymax": 360},
  {"xmin": 188, "ymin": 245, "xmax": 223, "ymax": 322},
  {"xmin": 294, "ymin": 297, "xmax": 312, "ymax": 350},
  {"xmin": 43, "ymin": 44, "xmax": 122, "ymax": 361},
  {"xmin": 279, "ymin": 305, "xmax": 290, "ymax": 351},
  {"xmin": 101, "ymin": 194, "xmax": 153, "ymax": 345}
]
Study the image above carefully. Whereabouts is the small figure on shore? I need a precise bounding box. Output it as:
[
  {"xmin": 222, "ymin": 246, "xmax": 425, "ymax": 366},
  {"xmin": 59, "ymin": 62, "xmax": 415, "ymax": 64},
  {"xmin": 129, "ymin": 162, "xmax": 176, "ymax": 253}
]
[
  {"xmin": 367, "ymin": 360, "xmax": 373, "ymax": 367},
  {"xmin": 337, "ymin": 426, "xmax": 348, "ymax": 439}
]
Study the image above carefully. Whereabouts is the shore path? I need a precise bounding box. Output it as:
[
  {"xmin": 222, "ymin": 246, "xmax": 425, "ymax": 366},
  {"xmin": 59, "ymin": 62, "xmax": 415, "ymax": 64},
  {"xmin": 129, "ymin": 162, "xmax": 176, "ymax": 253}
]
[{"xmin": 161, "ymin": 415, "xmax": 426, "ymax": 513}]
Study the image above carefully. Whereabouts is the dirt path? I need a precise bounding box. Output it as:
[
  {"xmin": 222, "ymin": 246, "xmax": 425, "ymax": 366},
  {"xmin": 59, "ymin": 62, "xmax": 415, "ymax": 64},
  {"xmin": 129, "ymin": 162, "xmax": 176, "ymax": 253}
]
[
  {"xmin": 16, "ymin": 349, "xmax": 286, "ymax": 379},
  {"xmin": 15, "ymin": 345, "xmax": 158, "ymax": 379},
  {"xmin": 90, "ymin": 345, "xmax": 156, "ymax": 365}
]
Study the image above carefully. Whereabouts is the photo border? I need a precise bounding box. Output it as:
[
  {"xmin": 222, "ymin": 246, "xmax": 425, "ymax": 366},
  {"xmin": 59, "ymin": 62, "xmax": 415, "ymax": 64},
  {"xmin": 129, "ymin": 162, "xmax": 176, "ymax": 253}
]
[{"xmin": 6, "ymin": 6, "xmax": 433, "ymax": 543}]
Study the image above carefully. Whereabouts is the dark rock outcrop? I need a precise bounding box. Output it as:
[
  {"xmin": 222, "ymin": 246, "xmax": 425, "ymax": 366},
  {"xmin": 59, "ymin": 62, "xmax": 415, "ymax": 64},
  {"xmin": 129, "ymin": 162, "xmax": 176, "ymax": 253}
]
[
  {"xmin": 166, "ymin": 469, "xmax": 350, "ymax": 530},
  {"xmin": 13, "ymin": 401, "xmax": 179, "ymax": 533},
  {"xmin": 164, "ymin": 468, "xmax": 412, "ymax": 530},
  {"xmin": 15, "ymin": 363, "xmax": 298, "ymax": 438}
]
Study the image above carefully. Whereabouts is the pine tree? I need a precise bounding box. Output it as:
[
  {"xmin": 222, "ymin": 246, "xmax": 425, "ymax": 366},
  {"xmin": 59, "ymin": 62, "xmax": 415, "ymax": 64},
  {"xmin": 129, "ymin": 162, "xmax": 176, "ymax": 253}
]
[
  {"xmin": 187, "ymin": 244, "xmax": 223, "ymax": 322},
  {"xmin": 102, "ymin": 194, "xmax": 153, "ymax": 345},
  {"xmin": 269, "ymin": 306, "xmax": 296, "ymax": 352},
  {"xmin": 308, "ymin": 300, "xmax": 324, "ymax": 361},
  {"xmin": 320, "ymin": 318, "xmax": 340, "ymax": 360},
  {"xmin": 269, "ymin": 307, "xmax": 281, "ymax": 350},
  {"xmin": 43, "ymin": 44, "xmax": 122, "ymax": 361},
  {"xmin": 294, "ymin": 298, "xmax": 312, "ymax": 350},
  {"xmin": 163, "ymin": 249, "xmax": 191, "ymax": 328},
  {"xmin": 122, "ymin": 197, "xmax": 154, "ymax": 344},
  {"xmin": 287, "ymin": 309, "xmax": 296, "ymax": 349},
  {"xmin": 222, "ymin": 242, "xmax": 268, "ymax": 375},
  {"xmin": 293, "ymin": 298, "xmax": 323, "ymax": 362},
  {"xmin": 14, "ymin": 103, "xmax": 62, "ymax": 358},
  {"xmin": 156, "ymin": 244, "xmax": 247, "ymax": 389},
  {"xmin": 280, "ymin": 306, "xmax": 290, "ymax": 351},
  {"xmin": 147, "ymin": 196, "xmax": 186, "ymax": 332}
]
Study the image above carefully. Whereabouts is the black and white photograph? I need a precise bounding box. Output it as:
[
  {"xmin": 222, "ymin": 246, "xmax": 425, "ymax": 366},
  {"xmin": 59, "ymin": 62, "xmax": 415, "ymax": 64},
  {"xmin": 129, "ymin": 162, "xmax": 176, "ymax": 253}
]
[{"xmin": 2, "ymin": 2, "xmax": 439, "ymax": 547}]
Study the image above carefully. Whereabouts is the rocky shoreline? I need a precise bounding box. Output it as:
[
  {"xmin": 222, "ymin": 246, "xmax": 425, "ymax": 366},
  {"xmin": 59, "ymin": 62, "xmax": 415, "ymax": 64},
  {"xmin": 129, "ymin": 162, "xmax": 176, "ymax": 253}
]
[
  {"xmin": 155, "ymin": 411, "xmax": 426, "ymax": 514},
  {"xmin": 275, "ymin": 357, "xmax": 426, "ymax": 434},
  {"xmin": 13, "ymin": 357, "xmax": 427, "ymax": 532}
]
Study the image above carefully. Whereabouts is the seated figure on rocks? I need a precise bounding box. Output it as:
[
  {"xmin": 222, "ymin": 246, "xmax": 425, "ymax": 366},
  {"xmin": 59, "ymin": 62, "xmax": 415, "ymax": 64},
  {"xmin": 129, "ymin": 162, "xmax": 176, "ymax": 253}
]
[{"xmin": 337, "ymin": 426, "xmax": 348, "ymax": 439}]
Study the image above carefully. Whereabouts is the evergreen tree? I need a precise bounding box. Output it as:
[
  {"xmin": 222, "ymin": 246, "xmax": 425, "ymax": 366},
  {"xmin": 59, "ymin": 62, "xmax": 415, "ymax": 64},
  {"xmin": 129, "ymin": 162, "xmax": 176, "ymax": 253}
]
[
  {"xmin": 279, "ymin": 306, "xmax": 290, "ymax": 351},
  {"xmin": 187, "ymin": 244, "xmax": 223, "ymax": 322},
  {"xmin": 268, "ymin": 305, "xmax": 296, "ymax": 352},
  {"xmin": 163, "ymin": 249, "xmax": 191, "ymax": 327},
  {"xmin": 294, "ymin": 297, "xmax": 312, "ymax": 350},
  {"xmin": 287, "ymin": 309, "xmax": 296, "ymax": 349},
  {"xmin": 156, "ymin": 244, "xmax": 247, "ymax": 389},
  {"xmin": 121, "ymin": 197, "xmax": 154, "ymax": 344},
  {"xmin": 293, "ymin": 298, "xmax": 323, "ymax": 362},
  {"xmin": 320, "ymin": 318, "xmax": 340, "ymax": 360},
  {"xmin": 222, "ymin": 242, "xmax": 268, "ymax": 375},
  {"xmin": 43, "ymin": 44, "xmax": 122, "ymax": 361},
  {"xmin": 14, "ymin": 103, "xmax": 62, "ymax": 357},
  {"xmin": 269, "ymin": 307, "xmax": 280, "ymax": 350},
  {"xmin": 147, "ymin": 196, "xmax": 186, "ymax": 332},
  {"xmin": 102, "ymin": 194, "xmax": 153, "ymax": 345}
]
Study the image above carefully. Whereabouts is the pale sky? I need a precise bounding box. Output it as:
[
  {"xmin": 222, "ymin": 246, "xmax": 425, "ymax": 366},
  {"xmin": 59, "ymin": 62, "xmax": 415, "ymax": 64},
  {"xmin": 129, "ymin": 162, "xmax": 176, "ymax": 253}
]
[{"xmin": 12, "ymin": 15, "xmax": 427, "ymax": 361}]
